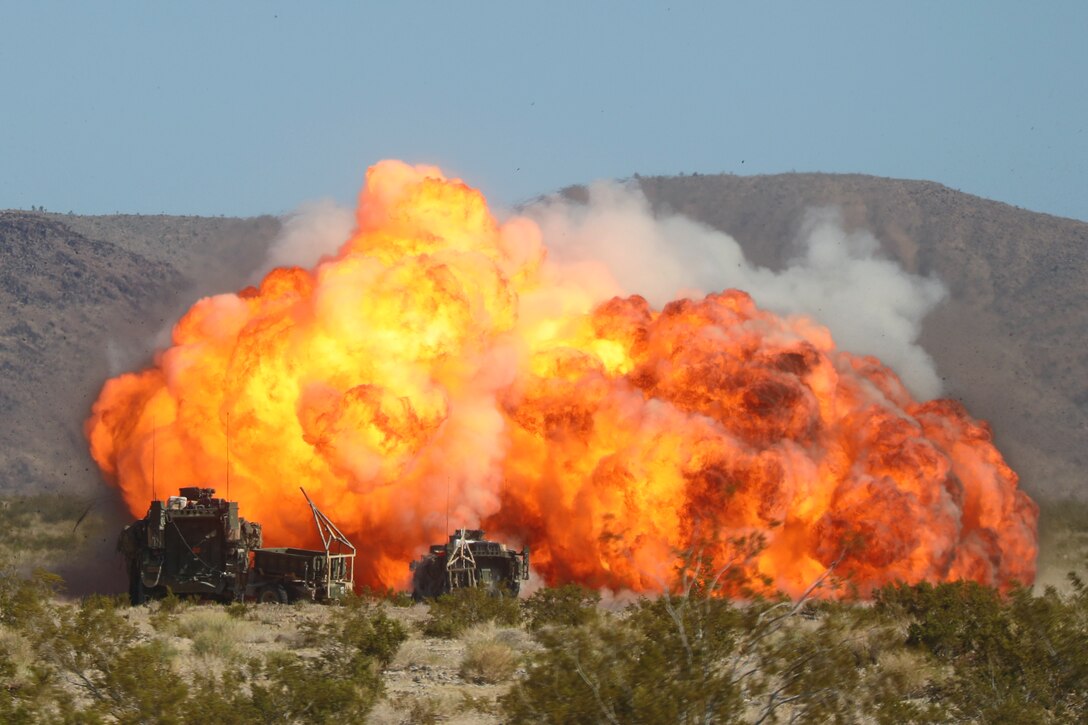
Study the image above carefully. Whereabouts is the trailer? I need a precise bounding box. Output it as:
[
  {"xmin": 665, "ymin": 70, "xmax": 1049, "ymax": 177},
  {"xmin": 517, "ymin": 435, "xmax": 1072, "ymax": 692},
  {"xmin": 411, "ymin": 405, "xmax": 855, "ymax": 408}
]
[{"xmin": 118, "ymin": 486, "xmax": 355, "ymax": 604}]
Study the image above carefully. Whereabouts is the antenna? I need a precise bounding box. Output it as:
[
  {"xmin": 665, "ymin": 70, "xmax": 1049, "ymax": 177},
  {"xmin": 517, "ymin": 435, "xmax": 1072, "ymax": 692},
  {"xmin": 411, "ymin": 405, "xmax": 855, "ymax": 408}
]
[
  {"xmin": 445, "ymin": 476, "xmax": 450, "ymax": 534},
  {"xmin": 225, "ymin": 410, "xmax": 231, "ymax": 500},
  {"xmin": 151, "ymin": 422, "xmax": 157, "ymax": 503}
]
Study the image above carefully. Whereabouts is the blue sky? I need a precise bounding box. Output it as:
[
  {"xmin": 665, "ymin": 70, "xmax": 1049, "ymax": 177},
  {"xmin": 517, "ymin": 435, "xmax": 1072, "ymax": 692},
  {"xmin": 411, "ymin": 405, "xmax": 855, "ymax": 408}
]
[{"xmin": 2, "ymin": 2, "xmax": 1086, "ymax": 220}]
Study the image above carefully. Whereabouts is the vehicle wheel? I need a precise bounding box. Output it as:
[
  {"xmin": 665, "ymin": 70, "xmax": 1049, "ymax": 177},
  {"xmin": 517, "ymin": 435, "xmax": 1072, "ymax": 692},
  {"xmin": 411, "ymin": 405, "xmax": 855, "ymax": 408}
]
[
  {"xmin": 257, "ymin": 585, "xmax": 288, "ymax": 604},
  {"xmin": 128, "ymin": 565, "xmax": 146, "ymax": 606}
]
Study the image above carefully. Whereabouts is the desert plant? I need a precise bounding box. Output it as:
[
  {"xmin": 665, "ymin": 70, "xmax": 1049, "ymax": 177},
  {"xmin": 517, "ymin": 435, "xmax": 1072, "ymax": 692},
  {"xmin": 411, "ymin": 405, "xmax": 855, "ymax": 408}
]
[
  {"xmin": 875, "ymin": 578, "xmax": 1088, "ymax": 723},
  {"xmin": 354, "ymin": 586, "xmax": 414, "ymax": 607},
  {"xmin": 421, "ymin": 585, "xmax": 521, "ymax": 638},
  {"xmin": 405, "ymin": 694, "xmax": 444, "ymax": 725},
  {"xmin": 173, "ymin": 608, "xmax": 256, "ymax": 660},
  {"xmin": 523, "ymin": 583, "xmax": 600, "ymax": 631},
  {"xmin": 149, "ymin": 588, "xmax": 191, "ymax": 631},
  {"xmin": 502, "ymin": 538, "xmax": 939, "ymax": 724},
  {"xmin": 0, "ymin": 569, "xmax": 63, "ymax": 635},
  {"xmin": 459, "ymin": 625, "xmax": 521, "ymax": 683}
]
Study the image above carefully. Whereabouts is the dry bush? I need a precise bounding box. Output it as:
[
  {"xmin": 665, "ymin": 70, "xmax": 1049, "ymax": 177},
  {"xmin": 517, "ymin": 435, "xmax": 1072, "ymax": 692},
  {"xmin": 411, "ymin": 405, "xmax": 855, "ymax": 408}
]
[
  {"xmin": 405, "ymin": 693, "xmax": 447, "ymax": 724},
  {"xmin": 0, "ymin": 625, "xmax": 35, "ymax": 686},
  {"xmin": 873, "ymin": 647, "xmax": 939, "ymax": 695},
  {"xmin": 392, "ymin": 636, "xmax": 448, "ymax": 668},
  {"xmin": 459, "ymin": 632, "xmax": 520, "ymax": 684},
  {"xmin": 172, "ymin": 608, "xmax": 260, "ymax": 660},
  {"xmin": 464, "ymin": 621, "xmax": 535, "ymax": 653}
]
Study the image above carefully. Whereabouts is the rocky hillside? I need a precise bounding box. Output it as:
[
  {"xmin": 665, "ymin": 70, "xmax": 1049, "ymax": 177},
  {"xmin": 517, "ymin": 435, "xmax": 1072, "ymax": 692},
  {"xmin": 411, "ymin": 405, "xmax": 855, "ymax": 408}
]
[{"xmin": 0, "ymin": 212, "xmax": 280, "ymax": 497}]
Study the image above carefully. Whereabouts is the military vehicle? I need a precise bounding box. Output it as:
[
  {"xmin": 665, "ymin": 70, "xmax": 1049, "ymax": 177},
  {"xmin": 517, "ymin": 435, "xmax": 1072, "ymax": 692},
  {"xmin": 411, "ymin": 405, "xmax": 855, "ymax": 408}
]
[
  {"xmin": 118, "ymin": 486, "xmax": 355, "ymax": 605},
  {"xmin": 410, "ymin": 528, "xmax": 530, "ymax": 600}
]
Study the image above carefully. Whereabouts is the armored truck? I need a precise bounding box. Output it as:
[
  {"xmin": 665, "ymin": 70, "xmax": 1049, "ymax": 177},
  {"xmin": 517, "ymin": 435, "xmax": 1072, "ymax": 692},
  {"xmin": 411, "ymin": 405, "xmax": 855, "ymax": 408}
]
[
  {"xmin": 118, "ymin": 486, "xmax": 355, "ymax": 605},
  {"xmin": 410, "ymin": 528, "xmax": 529, "ymax": 600}
]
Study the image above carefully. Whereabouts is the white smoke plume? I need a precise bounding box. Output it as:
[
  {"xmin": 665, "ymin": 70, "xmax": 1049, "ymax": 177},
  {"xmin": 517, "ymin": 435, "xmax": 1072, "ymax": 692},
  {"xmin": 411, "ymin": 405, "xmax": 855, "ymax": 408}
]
[
  {"xmin": 524, "ymin": 181, "xmax": 947, "ymax": 400},
  {"xmin": 252, "ymin": 198, "xmax": 354, "ymax": 281},
  {"xmin": 259, "ymin": 181, "xmax": 948, "ymax": 400}
]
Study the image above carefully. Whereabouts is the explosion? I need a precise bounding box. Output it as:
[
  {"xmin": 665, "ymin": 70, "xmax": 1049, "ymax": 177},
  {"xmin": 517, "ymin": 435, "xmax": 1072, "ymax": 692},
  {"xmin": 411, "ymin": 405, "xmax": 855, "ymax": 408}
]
[{"xmin": 87, "ymin": 161, "xmax": 1038, "ymax": 596}]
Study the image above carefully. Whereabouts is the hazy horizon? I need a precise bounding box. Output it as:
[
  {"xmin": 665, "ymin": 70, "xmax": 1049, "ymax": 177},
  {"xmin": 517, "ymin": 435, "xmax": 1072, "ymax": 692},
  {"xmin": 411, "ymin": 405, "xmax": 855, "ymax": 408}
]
[{"xmin": 2, "ymin": 2, "xmax": 1086, "ymax": 222}]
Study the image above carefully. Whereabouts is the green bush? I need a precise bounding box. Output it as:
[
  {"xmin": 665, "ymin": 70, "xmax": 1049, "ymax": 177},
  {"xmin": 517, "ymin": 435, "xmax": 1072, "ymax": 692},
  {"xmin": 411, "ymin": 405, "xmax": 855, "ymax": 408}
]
[
  {"xmin": 875, "ymin": 578, "xmax": 1088, "ymax": 723},
  {"xmin": 0, "ymin": 569, "xmax": 62, "ymax": 635},
  {"xmin": 421, "ymin": 586, "xmax": 521, "ymax": 638},
  {"xmin": 354, "ymin": 585, "xmax": 414, "ymax": 607},
  {"xmin": 327, "ymin": 603, "xmax": 408, "ymax": 668},
  {"xmin": 502, "ymin": 545, "xmax": 951, "ymax": 725},
  {"xmin": 172, "ymin": 605, "xmax": 407, "ymax": 724},
  {"xmin": 523, "ymin": 583, "xmax": 600, "ymax": 631},
  {"xmin": 225, "ymin": 601, "xmax": 256, "ymax": 620}
]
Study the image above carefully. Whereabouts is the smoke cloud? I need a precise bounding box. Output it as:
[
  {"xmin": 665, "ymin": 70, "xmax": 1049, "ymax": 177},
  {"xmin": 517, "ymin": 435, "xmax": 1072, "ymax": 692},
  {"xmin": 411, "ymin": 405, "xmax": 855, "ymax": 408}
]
[
  {"xmin": 253, "ymin": 199, "xmax": 355, "ymax": 280},
  {"xmin": 88, "ymin": 162, "xmax": 1034, "ymax": 595},
  {"xmin": 262, "ymin": 182, "xmax": 947, "ymax": 399},
  {"xmin": 524, "ymin": 181, "xmax": 947, "ymax": 400}
]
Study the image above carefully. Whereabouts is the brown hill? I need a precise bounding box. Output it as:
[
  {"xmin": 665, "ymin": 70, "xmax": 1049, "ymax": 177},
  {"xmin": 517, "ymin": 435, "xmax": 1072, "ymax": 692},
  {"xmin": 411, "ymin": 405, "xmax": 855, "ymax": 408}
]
[
  {"xmin": 0, "ymin": 172, "xmax": 1084, "ymax": 505},
  {"xmin": 0, "ymin": 212, "xmax": 280, "ymax": 497}
]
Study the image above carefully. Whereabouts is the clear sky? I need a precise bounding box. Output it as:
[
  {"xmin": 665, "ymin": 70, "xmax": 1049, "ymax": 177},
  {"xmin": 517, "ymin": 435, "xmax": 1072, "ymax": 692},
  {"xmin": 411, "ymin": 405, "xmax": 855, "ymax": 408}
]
[{"xmin": 2, "ymin": 2, "xmax": 1086, "ymax": 221}]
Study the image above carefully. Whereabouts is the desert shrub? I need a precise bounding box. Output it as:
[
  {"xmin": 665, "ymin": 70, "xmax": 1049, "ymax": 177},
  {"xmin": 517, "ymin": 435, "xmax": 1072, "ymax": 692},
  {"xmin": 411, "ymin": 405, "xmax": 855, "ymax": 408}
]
[
  {"xmin": 523, "ymin": 583, "xmax": 600, "ymax": 631},
  {"xmin": 180, "ymin": 668, "xmax": 260, "ymax": 724},
  {"xmin": 47, "ymin": 594, "xmax": 138, "ymax": 688},
  {"xmin": 39, "ymin": 594, "xmax": 190, "ymax": 722},
  {"xmin": 459, "ymin": 622, "xmax": 522, "ymax": 679},
  {"xmin": 0, "ymin": 569, "xmax": 62, "ymax": 635},
  {"xmin": 875, "ymin": 578, "xmax": 1088, "ymax": 723},
  {"xmin": 98, "ymin": 639, "xmax": 188, "ymax": 723},
  {"xmin": 501, "ymin": 612, "xmax": 644, "ymax": 723},
  {"xmin": 149, "ymin": 588, "xmax": 191, "ymax": 631},
  {"xmin": 405, "ymin": 694, "xmax": 444, "ymax": 725},
  {"xmin": 251, "ymin": 649, "xmax": 383, "ymax": 723},
  {"xmin": 421, "ymin": 585, "xmax": 521, "ymax": 638},
  {"xmin": 225, "ymin": 601, "xmax": 256, "ymax": 620},
  {"xmin": 0, "ymin": 626, "xmax": 61, "ymax": 724},
  {"xmin": 173, "ymin": 608, "xmax": 255, "ymax": 660},
  {"xmin": 227, "ymin": 602, "xmax": 408, "ymax": 723},
  {"xmin": 504, "ymin": 594, "xmax": 928, "ymax": 724},
  {"xmin": 460, "ymin": 637, "xmax": 520, "ymax": 684},
  {"xmin": 503, "ymin": 539, "xmax": 946, "ymax": 725},
  {"xmin": 459, "ymin": 692, "xmax": 500, "ymax": 717},
  {"xmin": 354, "ymin": 586, "xmax": 414, "ymax": 607},
  {"xmin": 327, "ymin": 603, "xmax": 408, "ymax": 668}
]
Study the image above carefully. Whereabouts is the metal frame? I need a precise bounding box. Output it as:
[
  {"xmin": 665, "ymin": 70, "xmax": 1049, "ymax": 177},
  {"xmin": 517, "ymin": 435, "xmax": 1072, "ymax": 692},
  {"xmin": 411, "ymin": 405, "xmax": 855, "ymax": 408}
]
[
  {"xmin": 446, "ymin": 528, "xmax": 478, "ymax": 589},
  {"xmin": 300, "ymin": 488, "xmax": 357, "ymax": 600}
]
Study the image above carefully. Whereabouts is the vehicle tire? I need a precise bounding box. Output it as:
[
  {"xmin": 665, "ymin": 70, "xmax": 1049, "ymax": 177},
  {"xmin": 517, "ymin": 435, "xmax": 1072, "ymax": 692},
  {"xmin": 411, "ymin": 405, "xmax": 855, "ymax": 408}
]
[
  {"xmin": 128, "ymin": 565, "xmax": 146, "ymax": 606},
  {"xmin": 257, "ymin": 585, "xmax": 288, "ymax": 604}
]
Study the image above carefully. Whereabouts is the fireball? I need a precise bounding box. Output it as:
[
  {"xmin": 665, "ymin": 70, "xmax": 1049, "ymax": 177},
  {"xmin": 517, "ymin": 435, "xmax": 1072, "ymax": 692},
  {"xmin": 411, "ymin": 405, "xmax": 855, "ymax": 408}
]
[{"xmin": 87, "ymin": 161, "xmax": 1037, "ymax": 596}]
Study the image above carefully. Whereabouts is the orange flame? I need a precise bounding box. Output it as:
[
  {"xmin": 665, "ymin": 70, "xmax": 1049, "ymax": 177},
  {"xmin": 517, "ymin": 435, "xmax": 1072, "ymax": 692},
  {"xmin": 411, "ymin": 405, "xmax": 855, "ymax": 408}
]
[{"xmin": 87, "ymin": 161, "xmax": 1037, "ymax": 596}]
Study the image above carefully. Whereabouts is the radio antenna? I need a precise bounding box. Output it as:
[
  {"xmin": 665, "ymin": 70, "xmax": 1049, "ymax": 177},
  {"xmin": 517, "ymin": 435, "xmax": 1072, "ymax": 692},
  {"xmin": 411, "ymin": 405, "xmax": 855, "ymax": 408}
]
[
  {"xmin": 445, "ymin": 476, "xmax": 451, "ymax": 534},
  {"xmin": 225, "ymin": 410, "xmax": 231, "ymax": 499},
  {"xmin": 151, "ymin": 421, "xmax": 157, "ymax": 503}
]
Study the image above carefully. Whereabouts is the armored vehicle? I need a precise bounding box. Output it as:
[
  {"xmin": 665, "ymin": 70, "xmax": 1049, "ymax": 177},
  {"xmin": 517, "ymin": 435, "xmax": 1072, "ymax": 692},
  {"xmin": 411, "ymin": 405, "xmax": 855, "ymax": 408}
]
[
  {"xmin": 410, "ymin": 528, "xmax": 529, "ymax": 600},
  {"xmin": 118, "ymin": 486, "xmax": 355, "ymax": 605}
]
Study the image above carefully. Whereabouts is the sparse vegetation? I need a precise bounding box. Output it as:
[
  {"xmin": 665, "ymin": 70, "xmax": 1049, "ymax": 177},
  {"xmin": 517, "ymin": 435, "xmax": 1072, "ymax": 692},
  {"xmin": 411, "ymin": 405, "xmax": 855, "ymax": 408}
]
[
  {"xmin": 0, "ymin": 494, "xmax": 104, "ymax": 570},
  {"xmin": 459, "ymin": 624, "xmax": 524, "ymax": 684},
  {"xmin": 523, "ymin": 582, "xmax": 600, "ymax": 631},
  {"xmin": 3, "ymin": 506, "xmax": 1088, "ymax": 724},
  {"xmin": 0, "ymin": 569, "xmax": 409, "ymax": 723},
  {"xmin": 421, "ymin": 585, "xmax": 522, "ymax": 638},
  {"xmin": 500, "ymin": 552, "xmax": 1088, "ymax": 723}
]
